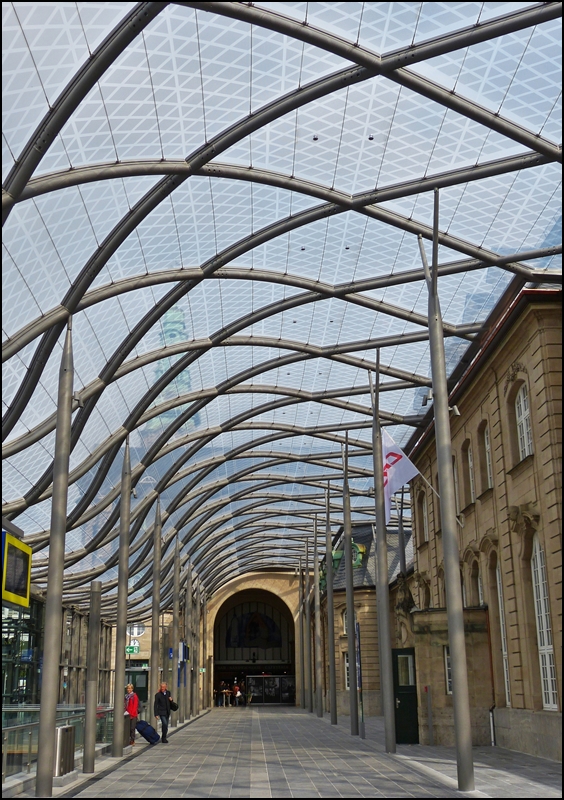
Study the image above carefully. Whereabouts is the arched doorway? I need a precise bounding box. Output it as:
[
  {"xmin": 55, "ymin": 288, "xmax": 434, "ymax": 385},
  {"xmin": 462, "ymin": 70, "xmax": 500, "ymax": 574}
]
[{"xmin": 213, "ymin": 589, "xmax": 295, "ymax": 704}]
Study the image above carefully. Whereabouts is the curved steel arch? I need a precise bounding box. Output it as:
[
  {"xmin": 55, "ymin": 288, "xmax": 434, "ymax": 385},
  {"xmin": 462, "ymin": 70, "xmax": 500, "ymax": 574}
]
[
  {"xmin": 27, "ymin": 419, "xmax": 372, "ymax": 552},
  {"xmin": 2, "ymin": 56, "xmax": 377, "ymax": 439},
  {"xmin": 6, "ymin": 283, "xmax": 444, "ymax": 515},
  {"xmin": 28, "ymin": 424, "xmax": 374, "ymax": 587},
  {"xmin": 5, "ymin": 351, "xmax": 418, "ymax": 517},
  {"xmin": 182, "ymin": 0, "xmax": 562, "ymax": 160},
  {"xmin": 30, "ymin": 441, "xmax": 370, "ymax": 590},
  {"xmin": 5, "ymin": 152, "xmax": 559, "ymax": 364},
  {"xmin": 3, "ymin": 167, "xmax": 504, "ymax": 455},
  {"xmin": 3, "ymin": 154, "xmax": 552, "ymax": 493},
  {"xmin": 1, "ymin": 2, "xmax": 167, "ymax": 223},
  {"xmin": 9, "ymin": 150, "xmax": 548, "ymax": 209},
  {"xmin": 3, "ymin": 79, "xmax": 555, "ymax": 443},
  {"xmin": 24, "ymin": 417, "xmax": 375, "ymax": 544}
]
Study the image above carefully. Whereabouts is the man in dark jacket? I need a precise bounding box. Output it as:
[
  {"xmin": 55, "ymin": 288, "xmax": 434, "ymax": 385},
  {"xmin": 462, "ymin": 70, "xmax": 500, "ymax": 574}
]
[{"xmin": 154, "ymin": 682, "xmax": 173, "ymax": 743}]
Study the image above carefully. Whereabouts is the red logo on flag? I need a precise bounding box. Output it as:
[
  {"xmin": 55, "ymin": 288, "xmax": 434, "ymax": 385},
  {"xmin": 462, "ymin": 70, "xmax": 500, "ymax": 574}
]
[{"xmin": 383, "ymin": 451, "xmax": 402, "ymax": 487}]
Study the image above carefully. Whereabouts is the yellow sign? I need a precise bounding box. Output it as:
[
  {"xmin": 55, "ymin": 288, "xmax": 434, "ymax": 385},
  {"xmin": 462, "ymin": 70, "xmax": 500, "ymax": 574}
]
[{"xmin": 2, "ymin": 531, "xmax": 32, "ymax": 608}]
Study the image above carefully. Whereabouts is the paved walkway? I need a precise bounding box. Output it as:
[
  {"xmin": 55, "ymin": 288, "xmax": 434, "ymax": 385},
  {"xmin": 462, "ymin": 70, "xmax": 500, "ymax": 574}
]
[{"xmin": 39, "ymin": 707, "xmax": 563, "ymax": 798}]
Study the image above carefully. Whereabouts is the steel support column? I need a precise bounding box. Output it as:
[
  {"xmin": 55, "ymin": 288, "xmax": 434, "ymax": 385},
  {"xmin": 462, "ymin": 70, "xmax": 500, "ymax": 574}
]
[
  {"xmin": 36, "ymin": 321, "xmax": 73, "ymax": 798},
  {"xmin": 172, "ymin": 537, "xmax": 180, "ymax": 727},
  {"xmin": 202, "ymin": 595, "xmax": 208, "ymax": 708},
  {"xmin": 195, "ymin": 582, "xmax": 201, "ymax": 715},
  {"xmin": 112, "ymin": 437, "xmax": 131, "ymax": 757},
  {"xmin": 326, "ymin": 487, "xmax": 337, "ymax": 724},
  {"xmin": 369, "ymin": 359, "xmax": 396, "ymax": 753},
  {"xmin": 150, "ymin": 499, "xmax": 162, "ymax": 712},
  {"xmin": 83, "ymin": 581, "xmax": 101, "ymax": 774},
  {"xmin": 418, "ymin": 189, "xmax": 474, "ymax": 792},
  {"xmin": 305, "ymin": 539, "xmax": 314, "ymax": 713},
  {"xmin": 162, "ymin": 620, "xmax": 170, "ymax": 689},
  {"xmin": 185, "ymin": 563, "xmax": 193, "ymax": 719},
  {"xmin": 178, "ymin": 569, "xmax": 186, "ymax": 724},
  {"xmin": 298, "ymin": 556, "xmax": 306, "ymax": 709},
  {"xmin": 343, "ymin": 437, "xmax": 359, "ymax": 736},
  {"xmin": 314, "ymin": 516, "xmax": 323, "ymax": 717}
]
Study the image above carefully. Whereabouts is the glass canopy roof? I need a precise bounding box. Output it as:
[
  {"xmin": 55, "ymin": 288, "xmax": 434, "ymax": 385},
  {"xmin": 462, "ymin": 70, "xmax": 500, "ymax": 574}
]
[{"xmin": 2, "ymin": 1, "xmax": 561, "ymax": 618}]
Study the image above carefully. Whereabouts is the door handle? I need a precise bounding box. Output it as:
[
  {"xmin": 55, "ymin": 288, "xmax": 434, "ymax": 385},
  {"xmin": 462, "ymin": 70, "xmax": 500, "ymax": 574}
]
[{"xmin": 395, "ymin": 698, "xmax": 400, "ymax": 708}]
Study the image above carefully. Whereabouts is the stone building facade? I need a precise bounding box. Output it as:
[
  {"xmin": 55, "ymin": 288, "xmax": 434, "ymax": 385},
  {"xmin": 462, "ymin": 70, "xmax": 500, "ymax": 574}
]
[{"xmin": 408, "ymin": 288, "xmax": 561, "ymax": 760}]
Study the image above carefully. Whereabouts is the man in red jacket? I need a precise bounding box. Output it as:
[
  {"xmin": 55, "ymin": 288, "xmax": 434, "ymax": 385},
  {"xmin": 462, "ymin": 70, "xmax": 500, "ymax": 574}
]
[{"xmin": 125, "ymin": 683, "xmax": 139, "ymax": 745}]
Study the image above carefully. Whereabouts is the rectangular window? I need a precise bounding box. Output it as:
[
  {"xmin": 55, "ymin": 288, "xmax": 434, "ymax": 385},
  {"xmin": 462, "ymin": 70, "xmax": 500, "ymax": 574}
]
[
  {"xmin": 397, "ymin": 653, "xmax": 415, "ymax": 686},
  {"xmin": 344, "ymin": 652, "xmax": 350, "ymax": 690},
  {"xmin": 484, "ymin": 425, "xmax": 493, "ymax": 489},
  {"xmin": 444, "ymin": 647, "xmax": 452, "ymax": 695},
  {"xmin": 531, "ymin": 537, "xmax": 558, "ymax": 710}
]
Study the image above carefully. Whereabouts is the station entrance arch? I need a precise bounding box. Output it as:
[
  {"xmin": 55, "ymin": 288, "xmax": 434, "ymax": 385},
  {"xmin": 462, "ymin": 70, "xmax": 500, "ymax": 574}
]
[{"xmin": 213, "ymin": 588, "xmax": 295, "ymax": 704}]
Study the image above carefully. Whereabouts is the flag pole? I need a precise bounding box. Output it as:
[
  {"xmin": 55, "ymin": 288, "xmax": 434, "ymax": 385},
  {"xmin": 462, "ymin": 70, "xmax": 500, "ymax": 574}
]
[{"xmin": 369, "ymin": 353, "xmax": 396, "ymax": 753}]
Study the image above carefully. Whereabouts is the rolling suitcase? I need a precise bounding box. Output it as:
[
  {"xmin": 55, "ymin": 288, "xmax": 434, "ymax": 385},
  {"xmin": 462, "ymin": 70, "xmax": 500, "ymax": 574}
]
[{"xmin": 136, "ymin": 719, "xmax": 160, "ymax": 745}]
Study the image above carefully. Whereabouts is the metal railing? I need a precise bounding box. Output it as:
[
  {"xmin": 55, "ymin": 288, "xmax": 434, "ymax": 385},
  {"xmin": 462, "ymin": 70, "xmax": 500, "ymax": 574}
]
[{"xmin": 1, "ymin": 706, "xmax": 116, "ymax": 784}]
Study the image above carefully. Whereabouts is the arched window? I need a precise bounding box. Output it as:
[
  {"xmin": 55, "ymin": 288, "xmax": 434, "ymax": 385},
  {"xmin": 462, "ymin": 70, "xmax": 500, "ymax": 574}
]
[
  {"xmin": 470, "ymin": 560, "xmax": 481, "ymax": 607},
  {"xmin": 515, "ymin": 383, "xmax": 533, "ymax": 460},
  {"xmin": 496, "ymin": 562, "xmax": 511, "ymax": 706},
  {"xmin": 531, "ymin": 535, "xmax": 558, "ymax": 710}
]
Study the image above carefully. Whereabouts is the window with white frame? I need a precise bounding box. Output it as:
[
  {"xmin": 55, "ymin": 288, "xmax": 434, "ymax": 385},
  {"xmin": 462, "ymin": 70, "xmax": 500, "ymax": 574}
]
[
  {"xmin": 344, "ymin": 651, "xmax": 350, "ymax": 690},
  {"xmin": 484, "ymin": 424, "xmax": 493, "ymax": 489},
  {"xmin": 496, "ymin": 561, "xmax": 511, "ymax": 706},
  {"xmin": 531, "ymin": 535, "xmax": 558, "ymax": 710},
  {"xmin": 515, "ymin": 383, "xmax": 533, "ymax": 460}
]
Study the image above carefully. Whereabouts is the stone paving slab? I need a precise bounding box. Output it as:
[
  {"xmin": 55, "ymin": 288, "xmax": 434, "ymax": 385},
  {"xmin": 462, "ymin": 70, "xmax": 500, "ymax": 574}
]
[{"xmin": 20, "ymin": 707, "xmax": 562, "ymax": 798}]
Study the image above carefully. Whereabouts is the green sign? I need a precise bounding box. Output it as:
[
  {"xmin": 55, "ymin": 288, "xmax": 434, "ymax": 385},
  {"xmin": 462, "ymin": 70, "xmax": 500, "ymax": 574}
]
[
  {"xmin": 199, "ymin": 667, "xmax": 206, "ymax": 673},
  {"xmin": 126, "ymin": 645, "xmax": 140, "ymax": 654}
]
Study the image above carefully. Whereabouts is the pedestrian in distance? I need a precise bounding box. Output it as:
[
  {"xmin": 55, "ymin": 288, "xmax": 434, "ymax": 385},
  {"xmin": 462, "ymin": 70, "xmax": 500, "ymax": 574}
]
[
  {"xmin": 154, "ymin": 681, "xmax": 174, "ymax": 743},
  {"xmin": 217, "ymin": 679, "xmax": 226, "ymax": 706},
  {"xmin": 125, "ymin": 683, "xmax": 139, "ymax": 745},
  {"xmin": 233, "ymin": 681, "xmax": 241, "ymax": 706}
]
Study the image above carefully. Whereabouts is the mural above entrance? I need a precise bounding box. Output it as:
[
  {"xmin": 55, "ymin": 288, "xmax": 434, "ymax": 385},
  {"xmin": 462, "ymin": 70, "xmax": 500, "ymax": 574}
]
[{"xmin": 226, "ymin": 611, "xmax": 282, "ymax": 649}]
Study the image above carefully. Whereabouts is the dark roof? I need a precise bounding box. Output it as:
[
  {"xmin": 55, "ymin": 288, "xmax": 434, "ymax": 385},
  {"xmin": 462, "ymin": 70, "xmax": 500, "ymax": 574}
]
[{"xmin": 331, "ymin": 523, "xmax": 413, "ymax": 591}]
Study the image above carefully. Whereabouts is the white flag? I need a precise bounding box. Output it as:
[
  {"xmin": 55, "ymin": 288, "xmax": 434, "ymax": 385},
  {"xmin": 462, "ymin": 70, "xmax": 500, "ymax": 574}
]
[{"xmin": 382, "ymin": 429, "xmax": 420, "ymax": 523}]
